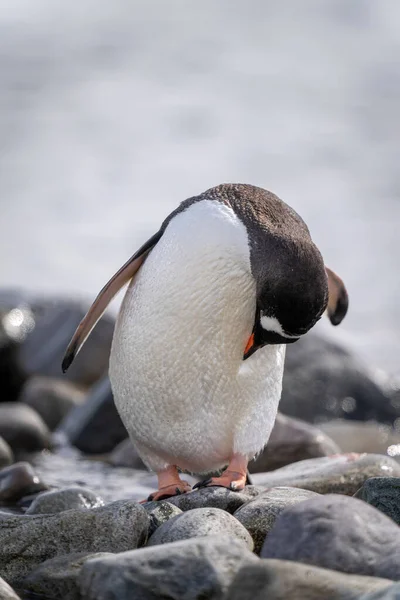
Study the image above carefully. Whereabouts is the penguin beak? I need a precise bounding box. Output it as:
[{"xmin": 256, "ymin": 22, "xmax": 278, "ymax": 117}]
[
  {"xmin": 244, "ymin": 334, "xmax": 256, "ymax": 359},
  {"xmin": 326, "ymin": 267, "xmax": 349, "ymax": 326}
]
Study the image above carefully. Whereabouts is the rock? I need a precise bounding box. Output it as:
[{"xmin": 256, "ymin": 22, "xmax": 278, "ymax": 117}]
[
  {"xmin": 251, "ymin": 453, "xmax": 400, "ymax": 495},
  {"xmin": 249, "ymin": 413, "xmax": 340, "ymax": 473},
  {"xmin": 234, "ymin": 487, "xmax": 320, "ymax": 554},
  {"xmin": 108, "ymin": 438, "xmax": 146, "ymax": 469},
  {"xmin": 22, "ymin": 552, "xmax": 112, "ymax": 600},
  {"xmin": 167, "ymin": 485, "xmax": 261, "ymax": 513},
  {"xmin": 57, "ymin": 376, "xmax": 128, "ymax": 454},
  {"xmin": 0, "ymin": 297, "xmax": 30, "ymax": 403},
  {"xmin": 0, "ymin": 462, "xmax": 48, "ymax": 503},
  {"xmin": 0, "ymin": 437, "xmax": 13, "ymax": 469},
  {"xmin": 320, "ymin": 420, "xmax": 400, "ymax": 455},
  {"xmin": 26, "ymin": 486, "xmax": 105, "ymax": 515},
  {"xmin": 282, "ymin": 333, "xmax": 398, "ymax": 425},
  {"xmin": 0, "ymin": 576, "xmax": 21, "ymax": 600},
  {"xmin": 147, "ymin": 507, "xmax": 253, "ymax": 550},
  {"xmin": 360, "ymin": 584, "xmax": 400, "ymax": 599},
  {"xmin": 0, "ymin": 499, "xmax": 149, "ymax": 585},
  {"xmin": 225, "ymin": 559, "xmax": 393, "ymax": 600},
  {"xmin": 261, "ymin": 494, "xmax": 400, "ymax": 580},
  {"xmin": 0, "ymin": 403, "xmax": 51, "ymax": 452},
  {"xmin": 354, "ymin": 478, "xmax": 400, "ymax": 525},
  {"xmin": 19, "ymin": 376, "xmax": 86, "ymax": 430},
  {"xmin": 79, "ymin": 535, "xmax": 258, "ymax": 600},
  {"xmin": 142, "ymin": 501, "xmax": 183, "ymax": 536}
]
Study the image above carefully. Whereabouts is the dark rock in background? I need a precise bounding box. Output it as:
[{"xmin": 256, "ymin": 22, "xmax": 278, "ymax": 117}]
[
  {"xmin": 250, "ymin": 413, "xmax": 340, "ymax": 473},
  {"xmin": 0, "ymin": 300, "xmax": 29, "ymax": 402},
  {"xmin": 0, "ymin": 462, "xmax": 48, "ymax": 503},
  {"xmin": 0, "ymin": 403, "xmax": 51, "ymax": 452},
  {"xmin": 354, "ymin": 478, "xmax": 400, "ymax": 526},
  {"xmin": 261, "ymin": 494, "xmax": 400, "ymax": 580},
  {"xmin": 108, "ymin": 437, "xmax": 146, "ymax": 469},
  {"xmin": 26, "ymin": 486, "xmax": 104, "ymax": 515},
  {"xmin": 0, "ymin": 437, "xmax": 13, "ymax": 469}
]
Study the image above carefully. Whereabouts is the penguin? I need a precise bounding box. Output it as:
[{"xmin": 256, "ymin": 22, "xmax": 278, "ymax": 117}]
[{"xmin": 62, "ymin": 183, "xmax": 348, "ymax": 500}]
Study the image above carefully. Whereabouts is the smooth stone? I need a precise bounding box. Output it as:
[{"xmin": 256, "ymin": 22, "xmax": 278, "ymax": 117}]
[
  {"xmin": 261, "ymin": 494, "xmax": 400, "ymax": 580},
  {"xmin": 0, "ymin": 499, "xmax": 149, "ymax": 585},
  {"xmin": 250, "ymin": 413, "xmax": 340, "ymax": 473},
  {"xmin": 79, "ymin": 535, "xmax": 258, "ymax": 600},
  {"xmin": 251, "ymin": 453, "xmax": 400, "ymax": 495},
  {"xmin": 320, "ymin": 420, "xmax": 400, "ymax": 455},
  {"xmin": 0, "ymin": 437, "xmax": 13, "ymax": 469},
  {"xmin": 360, "ymin": 583, "xmax": 400, "ymax": 599},
  {"xmin": 108, "ymin": 438, "xmax": 146, "ymax": 469},
  {"xmin": 22, "ymin": 552, "xmax": 112, "ymax": 600},
  {"xmin": 147, "ymin": 506, "xmax": 253, "ymax": 549},
  {"xmin": 234, "ymin": 486, "xmax": 320, "ymax": 554},
  {"xmin": 354, "ymin": 477, "xmax": 400, "ymax": 525},
  {"xmin": 282, "ymin": 333, "xmax": 398, "ymax": 425},
  {"xmin": 19, "ymin": 376, "xmax": 86, "ymax": 430},
  {"xmin": 167, "ymin": 485, "xmax": 262, "ymax": 513},
  {"xmin": 225, "ymin": 559, "xmax": 393, "ymax": 600},
  {"xmin": 0, "ymin": 576, "xmax": 21, "ymax": 600},
  {"xmin": 142, "ymin": 501, "xmax": 183, "ymax": 537},
  {"xmin": 0, "ymin": 403, "xmax": 51, "ymax": 452},
  {"xmin": 0, "ymin": 462, "xmax": 48, "ymax": 503},
  {"xmin": 26, "ymin": 486, "xmax": 105, "ymax": 514},
  {"xmin": 57, "ymin": 376, "xmax": 128, "ymax": 454}
]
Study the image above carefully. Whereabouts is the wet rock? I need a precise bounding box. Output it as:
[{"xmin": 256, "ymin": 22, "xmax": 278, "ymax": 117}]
[
  {"xmin": 261, "ymin": 494, "xmax": 400, "ymax": 580},
  {"xmin": 0, "ymin": 298, "xmax": 29, "ymax": 403},
  {"xmin": 234, "ymin": 487, "xmax": 319, "ymax": 554},
  {"xmin": 22, "ymin": 552, "xmax": 112, "ymax": 600},
  {"xmin": 0, "ymin": 403, "xmax": 51, "ymax": 452},
  {"xmin": 251, "ymin": 453, "xmax": 400, "ymax": 495},
  {"xmin": 250, "ymin": 413, "xmax": 340, "ymax": 473},
  {"xmin": 142, "ymin": 501, "xmax": 183, "ymax": 537},
  {"xmin": 26, "ymin": 486, "xmax": 104, "ymax": 515},
  {"xmin": 354, "ymin": 477, "xmax": 400, "ymax": 525},
  {"xmin": 19, "ymin": 376, "xmax": 86, "ymax": 430},
  {"xmin": 147, "ymin": 507, "xmax": 253, "ymax": 549},
  {"xmin": 225, "ymin": 559, "xmax": 393, "ymax": 600},
  {"xmin": 282, "ymin": 333, "xmax": 398, "ymax": 425},
  {"xmin": 167, "ymin": 485, "xmax": 261, "ymax": 513},
  {"xmin": 0, "ymin": 499, "xmax": 149, "ymax": 585},
  {"xmin": 0, "ymin": 437, "xmax": 13, "ymax": 469},
  {"xmin": 0, "ymin": 576, "xmax": 21, "ymax": 600},
  {"xmin": 360, "ymin": 584, "xmax": 400, "ymax": 599},
  {"xmin": 58, "ymin": 376, "xmax": 128, "ymax": 454},
  {"xmin": 0, "ymin": 462, "xmax": 48, "ymax": 503},
  {"xmin": 108, "ymin": 438, "xmax": 146, "ymax": 469},
  {"xmin": 320, "ymin": 420, "xmax": 400, "ymax": 455},
  {"xmin": 79, "ymin": 535, "xmax": 258, "ymax": 600}
]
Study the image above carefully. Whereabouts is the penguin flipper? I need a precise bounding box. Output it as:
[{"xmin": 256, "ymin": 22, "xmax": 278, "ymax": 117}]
[
  {"xmin": 62, "ymin": 230, "xmax": 162, "ymax": 373},
  {"xmin": 326, "ymin": 266, "xmax": 349, "ymax": 326}
]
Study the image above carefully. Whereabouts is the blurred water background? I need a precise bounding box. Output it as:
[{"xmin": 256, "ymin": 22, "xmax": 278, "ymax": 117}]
[{"xmin": 1, "ymin": 0, "xmax": 399, "ymax": 372}]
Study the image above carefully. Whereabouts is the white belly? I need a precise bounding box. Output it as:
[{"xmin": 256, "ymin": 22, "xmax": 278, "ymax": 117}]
[{"xmin": 109, "ymin": 200, "xmax": 285, "ymax": 473}]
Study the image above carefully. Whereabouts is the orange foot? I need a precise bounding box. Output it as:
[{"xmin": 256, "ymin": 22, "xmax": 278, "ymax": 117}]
[
  {"xmin": 194, "ymin": 469, "xmax": 247, "ymax": 491},
  {"xmin": 146, "ymin": 480, "xmax": 192, "ymax": 502}
]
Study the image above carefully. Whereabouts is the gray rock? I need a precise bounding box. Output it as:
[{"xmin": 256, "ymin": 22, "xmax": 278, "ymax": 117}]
[
  {"xmin": 57, "ymin": 376, "xmax": 128, "ymax": 454},
  {"xmin": 261, "ymin": 494, "xmax": 400, "ymax": 580},
  {"xmin": 354, "ymin": 478, "xmax": 400, "ymax": 525},
  {"xmin": 108, "ymin": 438, "xmax": 146, "ymax": 469},
  {"xmin": 0, "ymin": 298, "xmax": 29, "ymax": 403},
  {"xmin": 250, "ymin": 413, "xmax": 340, "ymax": 473},
  {"xmin": 320, "ymin": 420, "xmax": 400, "ymax": 455},
  {"xmin": 0, "ymin": 437, "xmax": 13, "ymax": 469},
  {"xmin": 26, "ymin": 486, "xmax": 104, "ymax": 514},
  {"xmin": 225, "ymin": 559, "xmax": 393, "ymax": 600},
  {"xmin": 147, "ymin": 507, "xmax": 253, "ymax": 550},
  {"xmin": 22, "ymin": 552, "xmax": 112, "ymax": 600},
  {"xmin": 234, "ymin": 486, "xmax": 319, "ymax": 554},
  {"xmin": 142, "ymin": 501, "xmax": 182, "ymax": 536},
  {"xmin": 0, "ymin": 462, "xmax": 48, "ymax": 503},
  {"xmin": 79, "ymin": 535, "xmax": 258, "ymax": 600},
  {"xmin": 251, "ymin": 453, "xmax": 400, "ymax": 495},
  {"xmin": 0, "ymin": 576, "xmax": 21, "ymax": 600},
  {"xmin": 19, "ymin": 375, "xmax": 86, "ymax": 430},
  {"xmin": 360, "ymin": 583, "xmax": 400, "ymax": 599},
  {"xmin": 0, "ymin": 499, "xmax": 149, "ymax": 585},
  {"xmin": 167, "ymin": 485, "xmax": 261, "ymax": 513},
  {"xmin": 0, "ymin": 403, "xmax": 51, "ymax": 452}
]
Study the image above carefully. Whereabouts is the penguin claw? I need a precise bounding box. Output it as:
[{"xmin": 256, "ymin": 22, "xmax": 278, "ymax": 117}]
[
  {"xmin": 193, "ymin": 478, "xmax": 212, "ymax": 490},
  {"xmin": 193, "ymin": 471, "xmax": 247, "ymax": 492},
  {"xmin": 144, "ymin": 481, "xmax": 192, "ymax": 502}
]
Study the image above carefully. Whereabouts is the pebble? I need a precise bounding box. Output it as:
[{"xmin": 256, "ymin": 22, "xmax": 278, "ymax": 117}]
[
  {"xmin": 261, "ymin": 494, "xmax": 400, "ymax": 580},
  {"xmin": 234, "ymin": 486, "xmax": 319, "ymax": 554},
  {"xmin": 0, "ymin": 499, "xmax": 149, "ymax": 585},
  {"xmin": 142, "ymin": 501, "xmax": 183, "ymax": 536},
  {"xmin": 167, "ymin": 485, "xmax": 261, "ymax": 513},
  {"xmin": 249, "ymin": 412, "xmax": 340, "ymax": 473},
  {"xmin": 251, "ymin": 453, "xmax": 400, "ymax": 495},
  {"xmin": 108, "ymin": 438, "xmax": 146, "ymax": 469},
  {"xmin": 0, "ymin": 437, "xmax": 13, "ymax": 469},
  {"xmin": 26, "ymin": 486, "xmax": 105, "ymax": 515},
  {"xmin": 147, "ymin": 507, "xmax": 253, "ymax": 549},
  {"xmin": 0, "ymin": 462, "xmax": 48, "ymax": 503},
  {"xmin": 225, "ymin": 559, "xmax": 393, "ymax": 600},
  {"xmin": 0, "ymin": 402, "xmax": 51, "ymax": 453},
  {"xmin": 354, "ymin": 477, "xmax": 400, "ymax": 525},
  {"xmin": 79, "ymin": 535, "xmax": 258, "ymax": 600}
]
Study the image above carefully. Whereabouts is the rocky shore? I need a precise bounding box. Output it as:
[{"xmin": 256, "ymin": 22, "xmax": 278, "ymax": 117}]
[{"xmin": 0, "ymin": 290, "xmax": 400, "ymax": 599}]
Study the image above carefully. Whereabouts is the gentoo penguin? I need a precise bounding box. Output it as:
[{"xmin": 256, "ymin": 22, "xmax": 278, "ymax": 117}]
[{"xmin": 62, "ymin": 183, "xmax": 348, "ymax": 500}]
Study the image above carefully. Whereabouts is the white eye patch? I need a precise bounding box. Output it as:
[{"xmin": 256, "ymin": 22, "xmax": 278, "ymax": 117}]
[{"xmin": 260, "ymin": 314, "xmax": 300, "ymax": 339}]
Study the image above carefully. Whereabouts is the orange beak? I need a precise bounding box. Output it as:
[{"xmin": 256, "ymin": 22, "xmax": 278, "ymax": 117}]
[{"xmin": 244, "ymin": 333, "xmax": 255, "ymax": 356}]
